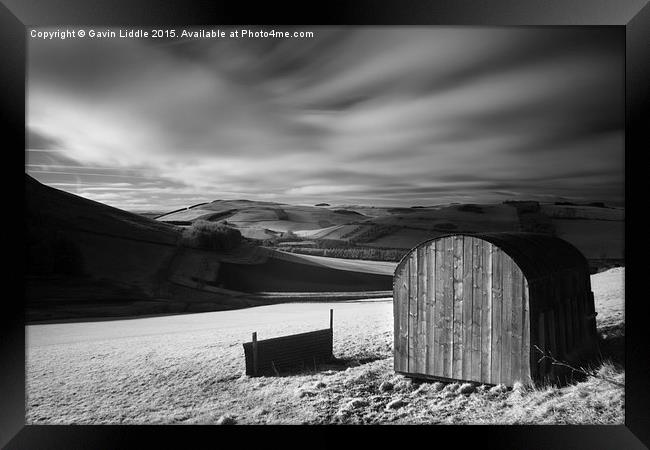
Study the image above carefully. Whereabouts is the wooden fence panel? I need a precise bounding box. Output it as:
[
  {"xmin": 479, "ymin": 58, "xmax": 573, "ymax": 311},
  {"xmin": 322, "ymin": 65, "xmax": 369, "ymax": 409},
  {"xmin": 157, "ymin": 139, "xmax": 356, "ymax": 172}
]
[{"xmin": 243, "ymin": 328, "xmax": 333, "ymax": 376}]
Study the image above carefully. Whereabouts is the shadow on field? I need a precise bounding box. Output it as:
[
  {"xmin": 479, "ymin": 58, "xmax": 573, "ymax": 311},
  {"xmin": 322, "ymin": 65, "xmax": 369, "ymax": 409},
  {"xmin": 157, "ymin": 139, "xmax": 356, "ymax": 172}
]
[
  {"xmin": 259, "ymin": 354, "xmax": 386, "ymax": 378},
  {"xmin": 324, "ymin": 355, "xmax": 385, "ymax": 369}
]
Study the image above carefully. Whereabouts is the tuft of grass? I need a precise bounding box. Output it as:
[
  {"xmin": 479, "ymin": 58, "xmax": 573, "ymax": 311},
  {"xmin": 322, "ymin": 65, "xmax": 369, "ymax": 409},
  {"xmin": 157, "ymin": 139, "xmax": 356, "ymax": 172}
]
[{"xmin": 534, "ymin": 346, "xmax": 625, "ymax": 388}]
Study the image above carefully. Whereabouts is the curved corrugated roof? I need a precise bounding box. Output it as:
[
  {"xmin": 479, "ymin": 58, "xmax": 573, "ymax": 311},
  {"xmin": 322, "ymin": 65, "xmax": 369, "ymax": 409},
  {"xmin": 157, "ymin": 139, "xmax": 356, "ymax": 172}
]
[{"xmin": 395, "ymin": 232, "xmax": 589, "ymax": 282}]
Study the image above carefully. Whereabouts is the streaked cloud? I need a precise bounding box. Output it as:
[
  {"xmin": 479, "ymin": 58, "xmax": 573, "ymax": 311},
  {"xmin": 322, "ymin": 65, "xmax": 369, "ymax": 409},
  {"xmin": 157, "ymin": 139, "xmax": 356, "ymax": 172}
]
[{"xmin": 27, "ymin": 27, "xmax": 623, "ymax": 210}]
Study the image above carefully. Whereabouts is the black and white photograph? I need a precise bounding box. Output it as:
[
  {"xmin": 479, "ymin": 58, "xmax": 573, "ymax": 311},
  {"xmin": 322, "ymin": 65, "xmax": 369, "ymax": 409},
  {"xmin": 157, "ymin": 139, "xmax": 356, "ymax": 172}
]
[{"xmin": 24, "ymin": 25, "xmax": 626, "ymax": 426}]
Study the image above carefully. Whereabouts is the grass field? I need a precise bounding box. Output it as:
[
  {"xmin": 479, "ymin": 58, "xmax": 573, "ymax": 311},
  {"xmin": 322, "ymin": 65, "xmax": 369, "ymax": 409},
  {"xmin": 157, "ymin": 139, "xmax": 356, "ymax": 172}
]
[{"xmin": 26, "ymin": 268, "xmax": 624, "ymax": 425}]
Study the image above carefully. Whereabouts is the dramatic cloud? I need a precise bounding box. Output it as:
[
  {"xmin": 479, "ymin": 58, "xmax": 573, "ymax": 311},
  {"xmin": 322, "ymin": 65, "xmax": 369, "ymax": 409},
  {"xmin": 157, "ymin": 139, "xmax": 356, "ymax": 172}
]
[{"xmin": 27, "ymin": 27, "xmax": 623, "ymax": 211}]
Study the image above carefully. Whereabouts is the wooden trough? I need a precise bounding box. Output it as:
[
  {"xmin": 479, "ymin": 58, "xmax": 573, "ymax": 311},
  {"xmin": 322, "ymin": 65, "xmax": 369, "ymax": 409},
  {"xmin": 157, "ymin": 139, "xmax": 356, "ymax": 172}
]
[
  {"xmin": 393, "ymin": 232, "xmax": 599, "ymax": 386},
  {"xmin": 243, "ymin": 310, "xmax": 334, "ymax": 376}
]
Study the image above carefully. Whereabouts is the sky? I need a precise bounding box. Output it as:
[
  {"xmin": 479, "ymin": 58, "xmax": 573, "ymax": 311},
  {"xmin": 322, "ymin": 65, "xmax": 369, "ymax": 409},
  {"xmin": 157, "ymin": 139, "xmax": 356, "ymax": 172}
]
[{"xmin": 26, "ymin": 27, "xmax": 624, "ymax": 212}]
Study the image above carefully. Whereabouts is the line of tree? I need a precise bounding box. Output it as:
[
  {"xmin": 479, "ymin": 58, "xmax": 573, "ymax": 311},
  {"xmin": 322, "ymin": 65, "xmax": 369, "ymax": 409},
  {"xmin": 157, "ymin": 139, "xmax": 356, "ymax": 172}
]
[
  {"xmin": 278, "ymin": 246, "xmax": 407, "ymax": 262},
  {"xmin": 180, "ymin": 220, "xmax": 242, "ymax": 251}
]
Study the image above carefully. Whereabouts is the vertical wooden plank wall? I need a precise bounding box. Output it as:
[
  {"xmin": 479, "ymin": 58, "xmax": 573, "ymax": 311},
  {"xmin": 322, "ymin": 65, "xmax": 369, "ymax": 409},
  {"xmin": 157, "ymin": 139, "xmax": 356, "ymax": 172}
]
[
  {"xmin": 501, "ymin": 255, "xmax": 513, "ymax": 384},
  {"xmin": 491, "ymin": 247, "xmax": 503, "ymax": 384},
  {"xmin": 522, "ymin": 279, "xmax": 531, "ymax": 383},
  {"xmin": 533, "ymin": 281, "xmax": 576, "ymax": 383},
  {"xmin": 528, "ymin": 270, "xmax": 597, "ymax": 383},
  {"xmin": 586, "ymin": 290, "xmax": 598, "ymax": 344},
  {"xmin": 480, "ymin": 241, "xmax": 492, "ymax": 383},
  {"xmin": 572, "ymin": 289, "xmax": 580, "ymax": 352},
  {"xmin": 470, "ymin": 237, "xmax": 483, "ymax": 381},
  {"xmin": 425, "ymin": 243, "xmax": 435, "ymax": 374},
  {"xmin": 461, "ymin": 236, "xmax": 474, "ymax": 380},
  {"xmin": 392, "ymin": 263, "xmax": 400, "ymax": 371},
  {"xmin": 538, "ymin": 308, "xmax": 547, "ymax": 378},
  {"xmin": 408, "ymin": 252, "xmax": 417, "ymax": 372},
  {"xmin": 452, "ymin": 236, "xmax": 464, "ymax": 380},
  {"xmin": 557, "ymin": 280, "xmax": 567, "ymax": 362},
  {"xmin": 395, "ymin": 236, "xmax": 532, "ymax": 386},
  {"xmin": 441, "ymin": 238, "xmax": 454, "ymax": 378},
  {"xmin": 393, "ymin": 255, "xmax": 410, "ymax": 372},
  {"xmin": 539, "ymin": 271, "xmax": 597, "ymax": 380},
  {"xmin": 510, "ymin": 263, "xmax": 523, "ymax": 384},
  {"xmin": 417, "ymin": 246, "xmax": 427, "ymax": 373},
  {"xmin": 569, "ymin": 278, "xmax": 578, "ymax": 357},
  {"xmin": 433, "ymin": 240, "xmax": 444, "ymax": 376}
]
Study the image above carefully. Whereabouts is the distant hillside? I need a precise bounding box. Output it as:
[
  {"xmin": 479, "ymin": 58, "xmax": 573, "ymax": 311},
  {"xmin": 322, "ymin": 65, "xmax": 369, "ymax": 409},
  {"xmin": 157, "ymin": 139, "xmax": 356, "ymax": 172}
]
[
  {"xmin": 26, "ymin": 176, "xmax": 393, "ymax": 322},
  {"xmin": 159, "ymin": 197, "xmax": 625, "ymax": 272},
  {"xmin": 155, "ymin": 199, "xmax": 372, "ymax": 237}
]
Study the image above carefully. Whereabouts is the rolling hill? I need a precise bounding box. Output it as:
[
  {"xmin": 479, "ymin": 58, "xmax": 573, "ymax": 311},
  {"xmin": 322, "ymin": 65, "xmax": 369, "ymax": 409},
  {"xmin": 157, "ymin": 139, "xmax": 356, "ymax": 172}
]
[
  {"xmin": 27, "ymin": 174, "xmax": 622, "ymax": 322},
  {"xmin": 155, "ymin": 199, "xmax": 373, "ymax": 237},
  {"xmin": 25, "ymin": 176, "xmax": 393, "ymax": 322},
  {"xmin": 155, "ymin": 198, "xmax": 624, "ymax": 271}
]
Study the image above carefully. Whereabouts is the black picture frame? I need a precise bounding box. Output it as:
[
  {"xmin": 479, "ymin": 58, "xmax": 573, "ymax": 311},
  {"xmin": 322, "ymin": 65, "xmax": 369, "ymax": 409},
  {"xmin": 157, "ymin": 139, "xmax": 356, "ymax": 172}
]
[{"xmin": 3, "ymin": 0, "xmax": 647, "ymax": 448}]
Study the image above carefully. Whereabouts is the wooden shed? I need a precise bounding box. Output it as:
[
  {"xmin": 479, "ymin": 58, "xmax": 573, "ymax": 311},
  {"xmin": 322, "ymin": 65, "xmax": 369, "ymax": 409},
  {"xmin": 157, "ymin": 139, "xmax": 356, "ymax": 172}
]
[{"xmin": 393, "ymin": 232, "xmax": 598, "ymax": 386}]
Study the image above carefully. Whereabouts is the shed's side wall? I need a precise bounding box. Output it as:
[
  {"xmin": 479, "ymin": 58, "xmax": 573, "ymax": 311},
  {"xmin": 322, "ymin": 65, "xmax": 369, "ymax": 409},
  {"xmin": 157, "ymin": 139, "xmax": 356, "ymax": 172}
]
[
  {"xmin": 528, "ymin": 270, "xmax": 598, "ymax": 382},
  {"xmin": 394, "ymin": 236, "xmax": 532, "ymax": 386}
]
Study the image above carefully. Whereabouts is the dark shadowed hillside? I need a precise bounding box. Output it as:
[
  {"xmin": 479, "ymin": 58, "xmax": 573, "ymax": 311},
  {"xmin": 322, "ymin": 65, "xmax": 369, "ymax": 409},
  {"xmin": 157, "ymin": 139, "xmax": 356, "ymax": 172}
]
[{"xmin": 26, "ymin": 176, "xmax": 393, "ymax": 322}]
